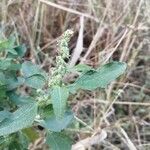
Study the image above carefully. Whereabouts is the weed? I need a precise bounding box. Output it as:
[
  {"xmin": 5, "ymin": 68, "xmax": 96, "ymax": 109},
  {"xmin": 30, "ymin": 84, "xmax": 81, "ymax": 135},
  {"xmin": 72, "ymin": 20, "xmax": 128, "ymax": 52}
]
[{"xmin": 0, "ymin": 30, "xmax": 126, "ymax": 149}]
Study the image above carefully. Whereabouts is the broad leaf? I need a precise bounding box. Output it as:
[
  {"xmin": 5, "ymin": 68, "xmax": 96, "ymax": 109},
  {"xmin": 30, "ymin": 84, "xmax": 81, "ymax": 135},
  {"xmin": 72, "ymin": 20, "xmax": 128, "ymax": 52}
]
[
  {"xmin": 0, "ymin": 59, "xmax": 21, "ymax": 71},
  {"xmin": 71, "ymin": 64, "xmax": 95, "ymax": 73},
  {"xmin": 70, "ymin": 62, "xmax": 126, "ymax": 91},
  {"xmin": 40, "ymin": 111, "xmax": 74, "ymax": 132},
  {"xmin": 51, "ymin": 86, "xmax": 69, "ymax": 119},
  {"xmin": 46, "ymin": 132, "xmax": 72, "ymax": 150},
  {"xmin": 6, "ymin": 77, "xmax": 25, "ymax": 91},
  {"xmin": 8, "ymin": 92, "xmax": 34, "ymax": 106},
  {"xmin": 22, "ymin": 61, "xmax": 46, "ymax": 78},
  {"xmin": 25, "ymin": 75, "xmax": 45, "ymax": 89},
  {"xmin": 0, "ymin": 102, "xmax": 37, "ymax": 136},
  {"xmin": 0, "ymin": 111, "xmax": 12, "ymax": 123}
]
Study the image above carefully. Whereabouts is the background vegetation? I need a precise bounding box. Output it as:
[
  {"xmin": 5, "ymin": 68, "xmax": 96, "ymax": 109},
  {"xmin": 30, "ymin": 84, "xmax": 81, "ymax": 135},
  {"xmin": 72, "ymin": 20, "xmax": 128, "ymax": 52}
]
[{"xmin": 0, "ymin": 0, "xmax": 149, "ymax": 149}]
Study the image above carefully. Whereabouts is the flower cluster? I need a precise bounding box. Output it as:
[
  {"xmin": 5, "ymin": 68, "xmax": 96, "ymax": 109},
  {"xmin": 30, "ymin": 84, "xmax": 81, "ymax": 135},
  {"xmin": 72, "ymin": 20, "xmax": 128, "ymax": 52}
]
[{"xmin": 49, "ymin": 29, "xmax": 73, "ymax": 87}]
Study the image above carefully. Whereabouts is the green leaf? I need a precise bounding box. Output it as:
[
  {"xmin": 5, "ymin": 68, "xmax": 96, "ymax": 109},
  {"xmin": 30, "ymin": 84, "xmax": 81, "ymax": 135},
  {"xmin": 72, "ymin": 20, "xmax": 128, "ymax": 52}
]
[
  {"xmin": 6, "ymin": 77, "xmax": 25, "ymax": 91},
  {"xmin": 17, "ymin": 132, "xmax": 30, "ymax": 149},
  {"xmin": 15, "ymin": 44, "xmax": 26, "ymax": 57},
  {"xmin": 22, "ymin": 61, "xmax": 46, "ymax": 78},
  {"xmin": 70, "ymin": 62, "xmax": 126, "ymax": 91},
  {"xmin": 0, "ymin": 59, "xmax": 12, "ymax": 70},
  {"xmin": 0, "ymin": 37, "xmax": 15, "ymax": 53},
  {"xmin": 8, "ymin": 141, "xmax": 22, "ymax": 150},
  {"xmin": 0, "ymin": 40, "xmax": 11, "ymax": 51},
  {"xmin": 0, "ymin": 102, "xmax": 37, "ymax": 136},
  {"xmin": 0, "ymin": 72, "xmax": 6, "ymax": 86},
  {"xmin": 0, "ymin": 111, "xmax": 12, "ymax": 123},
  {"xmin": 39, "ymin": 104, "xmax": 53, "ymax": 119},
  {"xmin": 40, "ymin": 111, "xmax": 74, "ymax": 132},
  {"xmin": 7, "ymin": 48, "xmax": 18, "ymax": 55},
  {"xmin": 25, "ymin": 75, "xmax": 45, "ymax": 89},
  {"xmin": 8, "ymin": 92, "xmax": 34, "ymax": 106},
  {"xmin": 51, "ymin": 86, "xmax": 69, "ymax": 119},
  {"xmin": 7, "ymin": 44, "xmax": 27, "ymax": 58},
  {"xmin": 46, "ymin": 132, "xmax": 72, "ymax": 150},
  {"xmin": 0, "ymin": 87, "xmax": 6, "ymax": 98},
  {"xmin": 71, "ymin": 64, "xmax": 95, "ymax": 73},
  {"xmin": 0, "ymin": 59, "xmax": 21, "ymax": 71}
]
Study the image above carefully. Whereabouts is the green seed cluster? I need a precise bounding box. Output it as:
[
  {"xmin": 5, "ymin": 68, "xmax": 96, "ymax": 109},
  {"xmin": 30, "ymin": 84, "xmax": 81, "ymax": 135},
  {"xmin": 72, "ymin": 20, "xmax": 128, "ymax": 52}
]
[{"xmin": 49, "ymin": 29, "xmax": 73, "ymax": 87}]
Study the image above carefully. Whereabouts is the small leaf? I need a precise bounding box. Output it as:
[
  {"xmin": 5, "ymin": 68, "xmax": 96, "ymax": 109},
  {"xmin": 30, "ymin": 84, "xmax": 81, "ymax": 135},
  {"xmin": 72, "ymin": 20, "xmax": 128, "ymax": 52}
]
[
  {"xmin": 25, "ymin": 75, "xmax": 45, "ymax": 89},
  {"xmin": 70, "ymin": 62, "xmax": 126, "ymax": 91},
  {"xmin": 40, "ymin": 111, "xmax": 74, "ymax": 132},
  {"xmin": 15, "ymin": 44, "xmax": 26, "ymax": 57},
  {"xmin": 0, "ymin": 102, "xmax": 37, "ymax": 136},
  {"xmin": 51, "ymin": 86, "xmax": 69, "ymax": 119},
  {"xmin": 7, "ymin": 48, "xmax": 18, "ymax": 55},
  {"xmin": 7, "ymin": 44, "xmax": 27, "ymax": 58},
  {"xmin": 46, "ymin": 132, "xmax": 72, "ymax": 150}
]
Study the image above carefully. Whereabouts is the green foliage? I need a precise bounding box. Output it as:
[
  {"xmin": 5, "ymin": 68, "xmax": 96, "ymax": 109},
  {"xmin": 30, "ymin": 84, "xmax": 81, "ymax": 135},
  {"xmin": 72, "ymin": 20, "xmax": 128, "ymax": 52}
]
[
  {"xmin": 0, "ymin": 111, "xmax": 12, "ymax": 123},
  {"xmin": 69, "ymin": 62, "xmax": 126, "ymax": 91},
  {"xmin": 51, "ymin": 86, "xmax": 69, "ymax": 119},
  {"xmin": 22, "ymin": 61, "xmax": 47, "ymax": 89},
  {"xmin": 40, "ymin": 111, "xmax": 74, "ymax": 132},
  {"xmin": 22, "ymin": 61, "xmax": 45, "ymax": 78},
  {"xmin": 0, "ymin": 103, "xmax": 37, "ymax": 136},
  {"xmin": 0, "ymin": 36, "xmax": 15, "ymax": 54},
  {"xmin": 0, "ymin": 30, "xmax": 127, "ymax": 149},
  {"xmin": 25, "ymin": 75, "xmax": 45, "ymax": 89},
  {"xmin": 8, "ymin": 92, "xmax": 34, "ymax": 105}
]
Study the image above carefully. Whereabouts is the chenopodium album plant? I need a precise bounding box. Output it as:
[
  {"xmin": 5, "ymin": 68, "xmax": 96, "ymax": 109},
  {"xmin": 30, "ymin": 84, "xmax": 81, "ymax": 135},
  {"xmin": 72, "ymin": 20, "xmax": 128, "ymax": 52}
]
[{"xmin": 0, "ymin": 30, "xmax": 126, "ymax": 149}]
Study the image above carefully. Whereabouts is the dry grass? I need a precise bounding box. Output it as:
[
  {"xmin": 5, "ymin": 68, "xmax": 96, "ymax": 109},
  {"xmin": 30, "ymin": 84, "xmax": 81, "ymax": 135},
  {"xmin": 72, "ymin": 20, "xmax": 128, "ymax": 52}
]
[{"xmin": 0, "ymin": 0, "xmax": 150, "ymax": 149}]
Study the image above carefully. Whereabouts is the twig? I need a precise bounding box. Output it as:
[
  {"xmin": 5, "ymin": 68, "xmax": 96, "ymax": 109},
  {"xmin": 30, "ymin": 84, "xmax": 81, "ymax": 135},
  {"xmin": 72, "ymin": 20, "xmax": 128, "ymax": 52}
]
[
  {"xmin": 72, "ymin": 130, "xmax": 107, "ymax": 150},
  {"xmin": 39, "ymin": 0, "xmax": 99, "ymax": 22},
  {"xmin": 95, "ymin": 99, "xmax": 150, "ymax": 106},
  {"xmin": 74, "ymin": 116, "xmax": 94, "ymax": 132},
  {"xmin": 118, "ymin": 127, "xmax": 137, "ymax": 150}
]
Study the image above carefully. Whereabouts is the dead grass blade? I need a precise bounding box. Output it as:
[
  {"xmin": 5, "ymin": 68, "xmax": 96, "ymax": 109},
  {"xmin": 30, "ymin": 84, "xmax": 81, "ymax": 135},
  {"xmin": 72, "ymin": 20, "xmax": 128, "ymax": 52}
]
[
  {"xmin": 40, "ymin": 0, "xmax": 99, "ymax": 22},
  {"xmin": 69, "ymin": 16, "xmax": 84, "ymax": 66},
  {"xmin": 72, "ymin": 130, "xmax": 107, "ymax": 150}
]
